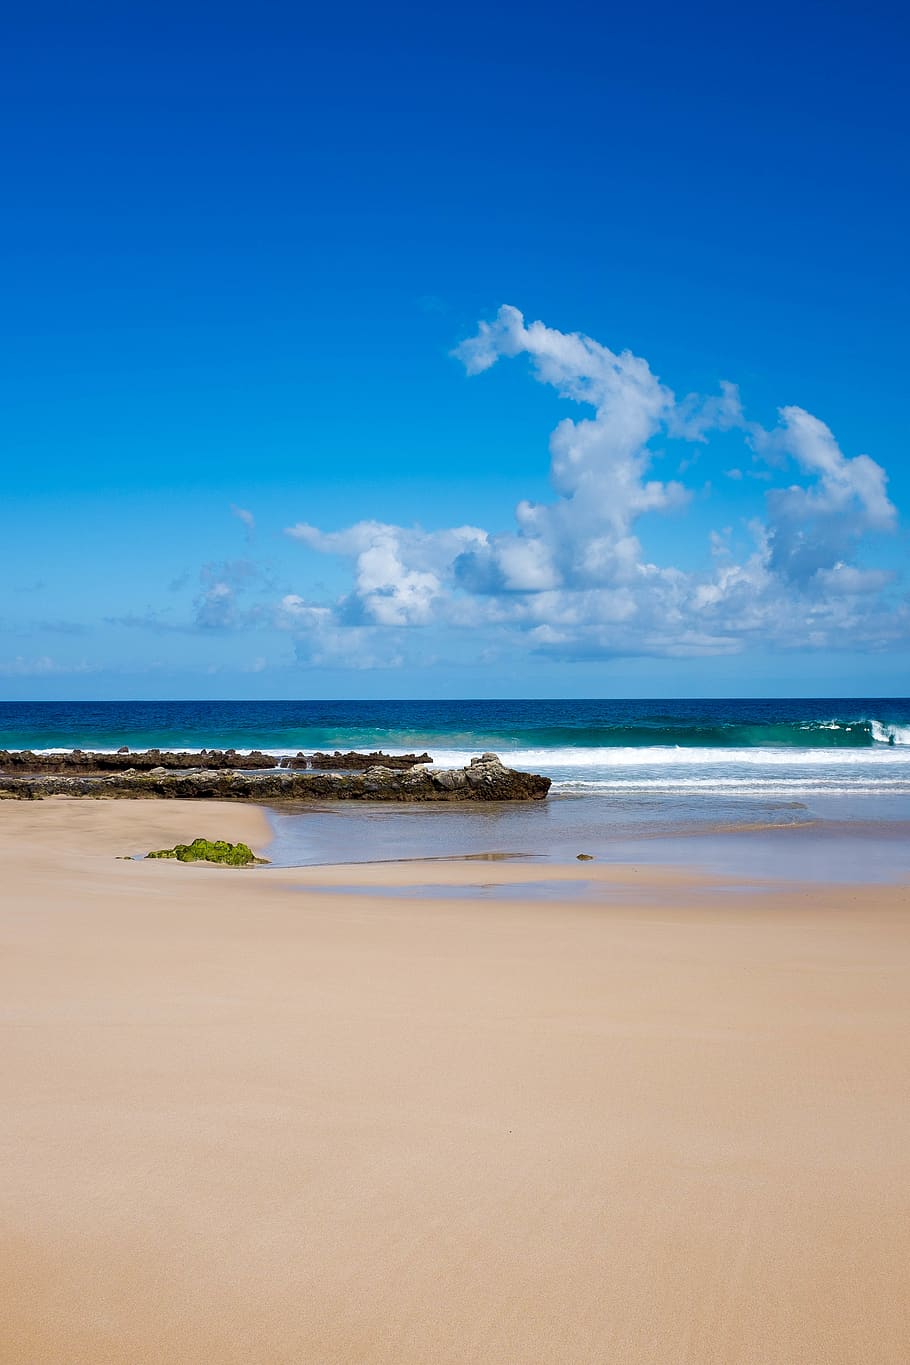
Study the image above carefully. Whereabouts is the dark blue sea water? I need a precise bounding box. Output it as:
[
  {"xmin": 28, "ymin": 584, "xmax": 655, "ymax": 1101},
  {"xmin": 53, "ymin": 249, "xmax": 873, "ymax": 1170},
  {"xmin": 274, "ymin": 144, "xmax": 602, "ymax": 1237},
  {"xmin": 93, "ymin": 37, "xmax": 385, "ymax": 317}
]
[{"xmin": 3, "ymin": 699, "xmax": 909, "ymax": 872}]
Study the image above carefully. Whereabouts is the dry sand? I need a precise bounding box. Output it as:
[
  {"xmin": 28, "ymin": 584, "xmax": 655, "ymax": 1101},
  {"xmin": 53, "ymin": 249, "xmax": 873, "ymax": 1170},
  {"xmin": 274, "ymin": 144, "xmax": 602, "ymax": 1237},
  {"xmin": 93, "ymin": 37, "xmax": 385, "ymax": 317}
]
[{"xmin": 1, "ymin": 798, "xmax": 909, "ymax": 1364}]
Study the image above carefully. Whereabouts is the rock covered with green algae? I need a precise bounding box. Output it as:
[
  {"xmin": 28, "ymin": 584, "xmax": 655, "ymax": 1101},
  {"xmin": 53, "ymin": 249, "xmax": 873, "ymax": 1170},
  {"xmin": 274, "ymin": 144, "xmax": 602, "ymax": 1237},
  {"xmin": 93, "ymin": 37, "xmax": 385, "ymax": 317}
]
[{"xmin": 145, "ymin": 837, "xmax": 268, "ymax": 866}]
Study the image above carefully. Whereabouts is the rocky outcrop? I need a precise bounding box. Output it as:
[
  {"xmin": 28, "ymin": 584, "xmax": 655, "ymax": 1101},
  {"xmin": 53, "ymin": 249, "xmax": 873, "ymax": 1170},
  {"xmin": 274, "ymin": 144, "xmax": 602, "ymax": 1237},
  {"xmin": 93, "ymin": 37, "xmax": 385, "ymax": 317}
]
[
  {"xmin": 0, "ymin": 753, "xmax": 550, "ymax": 802},
  {"xmin": 0, "ymin": 748, "xmax": 433, "ymax": 774},
  {"xmin": 305, "ymin": 750, "xmax": 433, "ymax": 770},
  {"xmin": 0, "ymin": 748, "xmax": 279, "ymax": 774}
]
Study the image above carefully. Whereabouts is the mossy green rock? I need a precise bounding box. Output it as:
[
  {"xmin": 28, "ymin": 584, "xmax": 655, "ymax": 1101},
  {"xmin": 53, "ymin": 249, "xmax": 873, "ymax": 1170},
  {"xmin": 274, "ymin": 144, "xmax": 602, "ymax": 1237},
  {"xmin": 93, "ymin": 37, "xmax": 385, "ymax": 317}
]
[{"xmin": 146, "ymin": 837, "xmax": 267, "ymax": 866}]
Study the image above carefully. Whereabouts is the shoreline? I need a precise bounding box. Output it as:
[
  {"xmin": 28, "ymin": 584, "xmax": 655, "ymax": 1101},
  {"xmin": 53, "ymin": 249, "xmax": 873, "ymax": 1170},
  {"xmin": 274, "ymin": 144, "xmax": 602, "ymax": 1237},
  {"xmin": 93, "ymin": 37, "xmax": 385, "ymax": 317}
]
[{"xmin": 3, "ymin": 799, "xmax": 909, "ymax": 1364}]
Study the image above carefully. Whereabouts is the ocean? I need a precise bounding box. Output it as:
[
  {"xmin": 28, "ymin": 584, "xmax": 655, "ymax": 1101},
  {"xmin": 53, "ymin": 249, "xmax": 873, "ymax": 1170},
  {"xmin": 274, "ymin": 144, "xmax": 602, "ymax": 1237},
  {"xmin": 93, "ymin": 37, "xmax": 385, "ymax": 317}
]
[{"xmin": 3, "ymin": 698, "xmax": 909, "ymax": 876}]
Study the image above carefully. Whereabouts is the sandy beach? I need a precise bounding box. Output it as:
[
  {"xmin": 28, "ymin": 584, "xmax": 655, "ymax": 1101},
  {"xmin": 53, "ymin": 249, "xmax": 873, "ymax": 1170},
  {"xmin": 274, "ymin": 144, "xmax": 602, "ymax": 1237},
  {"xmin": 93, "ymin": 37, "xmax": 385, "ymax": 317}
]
[{"xmin": 2, "ymin": 799, "xmax": 909, "ymax": 1364}]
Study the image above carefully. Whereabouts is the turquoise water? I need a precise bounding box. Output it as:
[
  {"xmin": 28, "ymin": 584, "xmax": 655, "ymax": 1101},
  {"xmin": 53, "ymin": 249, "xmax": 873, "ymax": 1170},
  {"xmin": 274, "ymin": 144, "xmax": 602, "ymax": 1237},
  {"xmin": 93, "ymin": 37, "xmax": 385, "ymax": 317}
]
[{"xmin": 2, "ymin": 697, "xmax": 909, "ymax": 755}]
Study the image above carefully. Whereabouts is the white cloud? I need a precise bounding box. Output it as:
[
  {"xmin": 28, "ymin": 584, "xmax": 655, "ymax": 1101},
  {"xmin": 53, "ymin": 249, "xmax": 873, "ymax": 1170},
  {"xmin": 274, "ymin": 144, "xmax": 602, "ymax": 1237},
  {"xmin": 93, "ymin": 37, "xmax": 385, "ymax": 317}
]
[
  {"xmin": 278, "ymin": 306, "xmax": 903, "ymax": 663},
  {"xmin": 455, "ymin": 304, "xmax": 682, "ymax": 524},
  {"xmin": 277, "ymin": 593, "xmax": 334, "ymax": 629},
  {"xmin": 276, "ymin": 595, "xmax": 404, "ymax": 668},
  {"xmin": 669, "ymin": 380, "xmax": 745, "ymax": 443},
  {"xmin": 450, "ymin": 305, "xmax": 690, "ymax": 600},
  {"xmin": 287, "ymin": 521, "xmax": 488, "ymax": 626},
  {"xmin": 753, "ymin": 406, "xmax": 897, "ymax": 584},
  {"xmin": 812, "ymin": 563, "xmax": 894, "ymax": 595}
]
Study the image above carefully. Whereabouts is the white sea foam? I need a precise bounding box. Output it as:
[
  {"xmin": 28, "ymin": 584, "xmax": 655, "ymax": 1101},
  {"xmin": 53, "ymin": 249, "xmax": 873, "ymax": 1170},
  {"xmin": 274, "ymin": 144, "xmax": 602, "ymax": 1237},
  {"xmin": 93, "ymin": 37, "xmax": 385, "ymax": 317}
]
[
  {"xmin": 870, "ymin": 721, "xmax": 910, "ymax": 746},
  {"xmin": 427, "ymin": 745, "xmax": 910, "ymax": 770},
  {"xmin": 551, "ymin": 778, "xmax": 910, "ymax": 793},
  {"xmin": 20, "ymin": 730, "xmax": 910, "ymax": 762}
]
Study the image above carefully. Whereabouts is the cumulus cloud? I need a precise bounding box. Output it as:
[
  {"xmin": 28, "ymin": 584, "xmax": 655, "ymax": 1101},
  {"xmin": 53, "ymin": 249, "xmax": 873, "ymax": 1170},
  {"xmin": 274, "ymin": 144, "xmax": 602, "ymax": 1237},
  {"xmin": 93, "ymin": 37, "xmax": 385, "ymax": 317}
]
[
  {"xmin": 668, "ymin": 380, "xmax": 746, "ymax": 443},
  {"xmin": 451, "ymin": 308, "xmax": 690, "ymax": 599},
  {"xmin": 276, "ymin": 594, "xmax": 335, "ymax": 629},
  {"xmin": 278, "ymin": 306, "xmax": 902, "ymax": 662},
  {"xmin": 754, "ymin": 406, "xmax": 897, "ymax": 584},
  {"xmin": 286, "ymin": 522, "xmax": 487, "ymax": 625}
]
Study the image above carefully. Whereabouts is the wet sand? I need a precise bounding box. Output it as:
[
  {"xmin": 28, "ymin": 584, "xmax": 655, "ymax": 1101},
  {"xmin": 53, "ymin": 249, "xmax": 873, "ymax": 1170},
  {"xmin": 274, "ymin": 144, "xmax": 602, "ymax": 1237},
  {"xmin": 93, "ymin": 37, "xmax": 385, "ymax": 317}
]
[{"xmin": 2, "ymin": 799, "xmax": 909, "ymax": 1364}]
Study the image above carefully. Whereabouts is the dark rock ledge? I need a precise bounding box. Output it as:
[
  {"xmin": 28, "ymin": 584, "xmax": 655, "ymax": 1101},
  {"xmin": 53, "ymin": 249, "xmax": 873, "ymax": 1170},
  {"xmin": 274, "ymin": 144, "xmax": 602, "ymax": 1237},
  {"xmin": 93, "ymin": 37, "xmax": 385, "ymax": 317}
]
[
  {"xmin": 0, "ymin": 753, "xmax": 550, "ymax": 802},
  {"xmin": 0, "ymin": 748, "xmax": 280, "ymax": 774},
  {"xmin": 0, "ymin": 748, "xmax": 433, "ymax": 774},
  {"xmin": 289, "ymin": 751, "xmax": 433, "ymax": 770}
]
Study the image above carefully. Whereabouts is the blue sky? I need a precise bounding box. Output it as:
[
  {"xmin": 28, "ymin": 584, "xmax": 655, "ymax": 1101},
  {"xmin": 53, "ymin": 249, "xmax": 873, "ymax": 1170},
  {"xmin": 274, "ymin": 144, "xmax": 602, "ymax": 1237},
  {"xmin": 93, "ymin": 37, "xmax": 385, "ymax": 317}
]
[{"xmin": 2, "ymin": 0, "xmax": 908, "ymax": 698}]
